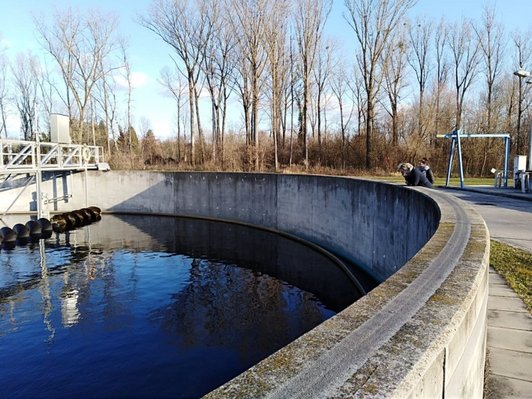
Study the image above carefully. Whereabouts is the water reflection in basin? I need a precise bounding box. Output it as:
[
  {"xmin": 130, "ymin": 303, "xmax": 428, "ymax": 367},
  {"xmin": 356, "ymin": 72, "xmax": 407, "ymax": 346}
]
[{"xmin": 0, "ymin": 215, "xmax": 363, "ymax": 398}]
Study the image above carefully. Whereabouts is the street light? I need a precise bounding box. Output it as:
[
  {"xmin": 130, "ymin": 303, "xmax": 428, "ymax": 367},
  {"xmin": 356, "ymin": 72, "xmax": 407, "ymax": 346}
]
[{"xmin": 514, "ymin": 68, "xmax": 532, "ymax": 171}]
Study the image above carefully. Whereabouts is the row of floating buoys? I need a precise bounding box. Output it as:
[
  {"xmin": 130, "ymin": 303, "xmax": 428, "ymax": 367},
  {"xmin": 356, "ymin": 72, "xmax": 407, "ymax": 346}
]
[
  {"xmin": 0, "ymin": 206, "xmax": 102, "ymax": 247},
  {"xmin": 51, "ymin": 206, "xmax": 101, "ymax": 233},
  {"xmin": 1, "ymin": 217, "xmax": 54, "ymax": 246}
]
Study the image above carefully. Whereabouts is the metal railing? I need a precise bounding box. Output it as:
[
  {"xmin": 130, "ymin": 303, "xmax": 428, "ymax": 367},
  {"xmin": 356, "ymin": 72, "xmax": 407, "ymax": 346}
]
[{"xmin": 0, "ymin": 139, "xmax": 104, "ymax": 173}]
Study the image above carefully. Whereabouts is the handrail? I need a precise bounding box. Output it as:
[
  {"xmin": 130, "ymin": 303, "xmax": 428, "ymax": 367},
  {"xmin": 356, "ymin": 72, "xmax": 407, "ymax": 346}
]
[{"xmin": 0, "ymin": 139, "xmax": 104, "ymax": 173}]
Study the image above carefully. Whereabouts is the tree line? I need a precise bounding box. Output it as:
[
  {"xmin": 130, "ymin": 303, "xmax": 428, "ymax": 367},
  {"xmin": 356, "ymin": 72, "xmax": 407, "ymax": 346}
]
[{"xmin": 1, "ymin": 0, "xmax": 531, "ymax": 176}]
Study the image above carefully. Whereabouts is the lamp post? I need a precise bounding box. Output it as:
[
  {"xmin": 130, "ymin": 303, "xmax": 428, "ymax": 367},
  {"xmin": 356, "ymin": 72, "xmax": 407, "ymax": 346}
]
[{"xmin": 513, "ymin": 69, "xmax": 532, "ymax": 171}]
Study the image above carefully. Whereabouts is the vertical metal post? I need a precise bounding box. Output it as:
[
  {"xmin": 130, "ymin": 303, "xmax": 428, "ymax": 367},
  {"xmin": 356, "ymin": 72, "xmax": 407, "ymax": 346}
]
[
  {"xmin": 446, "ymin": 133, "xmax": 456, "ymax": 187},
  {"xmin": 84, "ymin": 166, "xmax": 88, "ymax": 208},
  {"xmin": 456, "ymin": 129, "xmax": 465, "ymax": 188},
  {"xmin": 504, "ymin": 137, "xmax": 510, "ymax": 188},
  {"xmin": 529, "ymin": 122, "xmax": 532, "ymax": 171},
  {"xmin": 36, "ymin": 136, "xmax": 43, "ymax": 218}
]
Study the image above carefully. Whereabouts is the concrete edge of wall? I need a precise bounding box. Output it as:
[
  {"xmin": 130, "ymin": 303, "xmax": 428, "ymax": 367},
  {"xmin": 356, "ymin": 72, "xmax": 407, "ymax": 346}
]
[{"xmin": 204, "ymin": 183, "xmax": 489, "ymax": 398}]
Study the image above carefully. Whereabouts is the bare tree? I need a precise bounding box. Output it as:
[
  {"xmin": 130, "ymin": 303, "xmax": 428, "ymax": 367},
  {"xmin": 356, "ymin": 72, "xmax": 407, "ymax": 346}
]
[
  {"xmin": 287, "ymin": 35, "xmax": 301, "ymax": 165},
  {"xmin": 295, "ymin": 0, "xmax": 332, "ymax": 168},
  {"xmin": 407, "ymin": 17, "xmax": 432, "ymax": 138},
  {"xmin": 313, "ymin": 39, "xmax": 333, "ymax": 154},
  {"xmin": 120, "ymin": 41, "xmax": 134, "ymax": 157},
  {"xmin": 229, "ymin": 0, "xmax": 268, "ymax": 170},
  {"xmin": 263, "ymin": 0, "xmax": 290, "ymax": 170},
  {"xmin": 11, "ymin": 52, "xmax": 39, "ymax": 140},
  {"xmin": 472, "ymin": 6, "xmax": 505, "ymax": 175},
  {"xmin": 347, "ymin": 69, "xmax": 366, "ymax": 138},
  {"xmin": 201, "ymin": 2, "xmax": 236, "ymax": 165},
  {"xmin": 447, "ymin": 19, "xmax": 481, "ymax": 131},
  {"xmin": 159, "ymin": 66, "xmax": 188, "ymax": 162},
  {"xmin": 34, "ymin": 60, "xmax": 58, "ymax": 136},
  {"xmin": 344, "ymin": 0, "xmax": 416, "ymax": 169},
  {"xmin": 279, "ymin": 35, "xmax": 295, "ymax": 151},
  {"xmin": 473, "ymin": 6, "xmax": 505, "ymax": 133},
  {"xmin": 141, "ymin": 0, "xmax": 214, "ymax": 165},
  {"xmin": 512, "ymin": 30, "xmax": 532, "ymax": 154},
  {"xmin": 331, "ymin": 61, "xmax": 355, "ymax": 165},
  {"xmin": 382, "ymin": 25, "xmax": 408, "ymax": 146},
  {"xmin": 0, "ymin": 52, "xmax": 9, "ymax": 137},
  {"xmin": 94, "ymin": 51, "xmax": 119, "ymax": 155},
  {"xmin": 433, "ymin": 18, "xmax": 449, "ymax": 135},
  {"xmin": 34, "ymin": 7, "xmax": 120, "ymax": 143}
]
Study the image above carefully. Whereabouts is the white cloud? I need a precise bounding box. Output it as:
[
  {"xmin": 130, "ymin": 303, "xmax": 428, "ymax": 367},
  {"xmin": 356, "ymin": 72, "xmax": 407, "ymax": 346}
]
[
  {"xmin": 151, "ymin": 118, "xmax": 174, "ymax": 139},
  {"xmin": 0, "ymin": 37, "xmax": 12, "ymax": 50},
  {"xmin": 115, "ymin": 70, "xmax": 149, "ymax": 89}
]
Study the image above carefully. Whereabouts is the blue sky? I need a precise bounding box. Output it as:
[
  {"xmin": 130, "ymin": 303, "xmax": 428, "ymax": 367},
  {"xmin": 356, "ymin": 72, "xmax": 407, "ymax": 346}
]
[{"xmin": 0, "ymin": 0, "xmax": 531, "ymax": 139}]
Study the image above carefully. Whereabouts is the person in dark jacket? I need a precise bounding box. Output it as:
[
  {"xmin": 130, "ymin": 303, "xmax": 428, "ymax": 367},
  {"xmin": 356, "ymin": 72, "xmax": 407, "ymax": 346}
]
[
  {"xmin": 417, "ymin": 158, "xmax": 434, "ymax": 184},
  {"xmin": 397, "ymin": 162, "xmax": 433, "ymax": 188}
]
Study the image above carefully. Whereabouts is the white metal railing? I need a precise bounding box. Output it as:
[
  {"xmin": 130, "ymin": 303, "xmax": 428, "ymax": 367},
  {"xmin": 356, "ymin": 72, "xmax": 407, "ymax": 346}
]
[{"xmin": 0, "ymin": 139, "xmax": 104, "ymax": 173}]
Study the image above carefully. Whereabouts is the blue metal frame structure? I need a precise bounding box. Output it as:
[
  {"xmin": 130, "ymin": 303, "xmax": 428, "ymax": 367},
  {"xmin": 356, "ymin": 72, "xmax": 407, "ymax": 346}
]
[{"xmin": 437, "ymin": 130, "xmax": 511, "ymax": 188}]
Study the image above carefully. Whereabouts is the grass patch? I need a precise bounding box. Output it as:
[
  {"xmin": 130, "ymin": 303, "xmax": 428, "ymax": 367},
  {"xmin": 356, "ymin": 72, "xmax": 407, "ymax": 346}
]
[
  {"xmin": 370, "ymin": 175, "xmax": 495, "ymax": 186},
  {"xmin": 490, "ymin": 240, "xmax": 532, "ymax": 313}
]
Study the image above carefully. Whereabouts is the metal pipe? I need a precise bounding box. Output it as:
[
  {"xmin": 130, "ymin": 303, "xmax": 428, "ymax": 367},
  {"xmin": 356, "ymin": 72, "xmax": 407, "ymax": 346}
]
[
  {"xmin": 529, "ymin": 122, "xmax": 532, "ymax": 171},
  {"xmin": 504, "ymin": 137, "xmax": 510, "ymax": 187},
  {"xmin": 446, "ymin": 136, "xmax": 455, "ymax": 187},
  {"xmin": 456, "ymin": 130, "xmax": 465, "ymax": 189}
]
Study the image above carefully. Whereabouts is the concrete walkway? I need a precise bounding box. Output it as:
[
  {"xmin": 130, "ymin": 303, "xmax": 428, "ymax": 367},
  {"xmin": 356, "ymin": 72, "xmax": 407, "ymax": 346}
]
[{"xmin": 441, "ymin": 186, "xmax": 532, "ymax": 398}]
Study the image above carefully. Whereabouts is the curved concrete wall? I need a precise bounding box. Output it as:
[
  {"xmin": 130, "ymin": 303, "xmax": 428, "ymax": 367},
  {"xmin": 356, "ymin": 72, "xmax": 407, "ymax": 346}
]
[{"xmin": 1, "ymin": 171, "xmax": 489, "ymax": 398}]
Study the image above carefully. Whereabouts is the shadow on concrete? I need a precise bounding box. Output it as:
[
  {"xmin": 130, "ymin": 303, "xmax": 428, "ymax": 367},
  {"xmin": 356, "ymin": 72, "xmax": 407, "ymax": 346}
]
[{"xmin": 439, "ymin": 187, "xmax": 532, "ymax": 214}]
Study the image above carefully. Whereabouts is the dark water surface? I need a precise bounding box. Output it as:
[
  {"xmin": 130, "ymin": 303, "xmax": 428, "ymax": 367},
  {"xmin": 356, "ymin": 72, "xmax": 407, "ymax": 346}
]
[{"xmin": 0, "ymin": 215, "xmax": 363, "ymax": 398}]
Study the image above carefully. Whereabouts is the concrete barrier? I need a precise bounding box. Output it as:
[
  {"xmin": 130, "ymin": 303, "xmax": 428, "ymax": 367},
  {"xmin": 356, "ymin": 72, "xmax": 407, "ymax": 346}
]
[{"xmin": 1, "ymin": 171, "xmax": 489, "ymax": 398}]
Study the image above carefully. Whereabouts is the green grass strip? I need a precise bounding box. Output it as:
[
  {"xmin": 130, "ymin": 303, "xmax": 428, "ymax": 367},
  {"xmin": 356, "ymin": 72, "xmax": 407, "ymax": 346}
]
[
  {"xmin": 371, "ymin": 176, "xmax": 495, "ymax": 186},
  {"xmin": 490, "ymin": 240, "xmax": 532, "ymax": 313}
]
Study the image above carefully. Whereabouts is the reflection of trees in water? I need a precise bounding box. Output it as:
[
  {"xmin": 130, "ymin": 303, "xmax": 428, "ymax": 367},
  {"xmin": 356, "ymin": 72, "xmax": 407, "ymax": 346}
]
[
  {"xmin": 151, "ymin": 258, "xmax": 332, "ymax": 365},
  {"xmin": 0, "ymin": 237, "xmax": 115, "ymax": 335}
]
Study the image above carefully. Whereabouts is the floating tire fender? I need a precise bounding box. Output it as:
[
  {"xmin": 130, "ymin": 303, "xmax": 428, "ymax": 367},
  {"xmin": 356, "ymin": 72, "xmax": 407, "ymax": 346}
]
[
  {"xmin": 65, "ymin": 212, "xmax": 83, "ymax": 228},
  {"xmin": 37, "ymin": 218, "xmax": 53, "ymax": 233},
  {"xmin": 0, "ymin": 226, "xmax": 16, "ymax": 242},
  {"xmin": 51, "ymin": 215, "xmax": 68, "ymax": 232},
  {"xmin": 81, "ymin": 208, "xmax": 97, "ymax": 223},
  {"xmin": 13, "ymin": 223, "xmax": 30, "ymax": 239},
  {"xmin": 26, "ymin": 220, "xmax": 42, "ymax": 236},
  {"xmin": 88, "ymin": 206, "xmax": 101, "ymax": 215},
  {"xmin": 71, "ymin": 210, "xmax": 88, "ymax": 226}
]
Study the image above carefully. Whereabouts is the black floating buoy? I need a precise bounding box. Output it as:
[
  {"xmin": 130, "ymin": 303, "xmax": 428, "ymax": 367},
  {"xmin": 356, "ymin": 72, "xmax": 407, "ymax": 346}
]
[
  {"xmin": 38, "ymin": 218, "xmax": 53, "ymax": 233},
  {"xmin": 26, "ymin": 220, "xmax": 42, "ymax": 237},
  {"xmin": 38, "ymin": 218, "xmax": 53, "ymax": 239},
  {"xmin": 73, "ymin": 209, "xmax": 90, "ymax": 226},
  {"xmin": 51, "ymin": 215, "xmax": 68, "ymax": 233},
  {"xmin": 61, "ymin": 213, "xmax": 78, "ymax": 229},
  {"xmin": 88, "ymin": 206, "xmax": 101, "ymax": 215},
  {"xmin": 13, "ymin": 223, "xmax": 30, "ymax": 239},
  {"xmin": 67, "ymin": 211, "xmax": 84, "ymax": 227},
  {"xmin": 80, "ymin": 208, "xmax": 96, "ymax": 223},
  {"xmin": 49, "ymin": 206, "xmax": 102, "ymax": 234},
  {"xmin": 0, "ymin": 227, "xmax": 17, "ymax": 243}
]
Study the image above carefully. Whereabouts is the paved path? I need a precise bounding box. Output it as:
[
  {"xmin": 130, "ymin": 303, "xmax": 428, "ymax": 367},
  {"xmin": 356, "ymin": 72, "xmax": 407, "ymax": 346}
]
[
  {"xmin": 441, "ymin": 187, "xmax": 532, "ymax": 253},
  {"xmin": 441, "ymin": 187, "xmax": 532, "ymax": 398}
]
